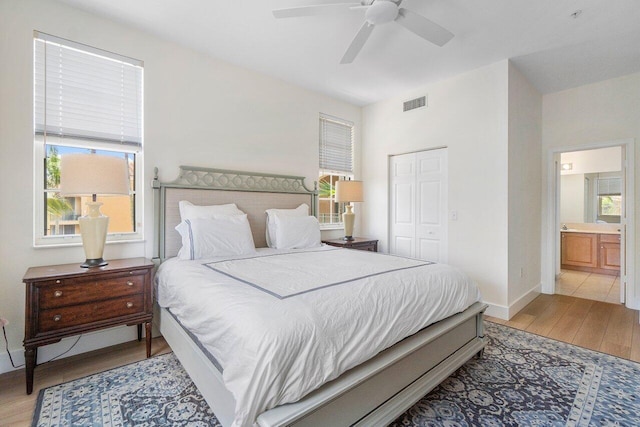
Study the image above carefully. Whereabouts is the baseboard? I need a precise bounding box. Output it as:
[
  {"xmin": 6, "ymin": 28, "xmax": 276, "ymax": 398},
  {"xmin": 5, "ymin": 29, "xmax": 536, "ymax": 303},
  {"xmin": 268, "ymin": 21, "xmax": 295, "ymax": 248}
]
[
  {"xmin": 507, "ymin": 284, "xmax": 541, "ymax": 318},
  {"xmin": 484, "ymin": 302, "xmax": 509, "ymax": 320},
  {"xmin": 0, "ymin": 347, "xmax": 24, "ymax": 374},
  {"xmin": 482, "ymin": 283, "xmax": 541, "ymax": 321},
  {"xmin": 0, "ymin": 325, "xmax": 138, "ymax": 375}
]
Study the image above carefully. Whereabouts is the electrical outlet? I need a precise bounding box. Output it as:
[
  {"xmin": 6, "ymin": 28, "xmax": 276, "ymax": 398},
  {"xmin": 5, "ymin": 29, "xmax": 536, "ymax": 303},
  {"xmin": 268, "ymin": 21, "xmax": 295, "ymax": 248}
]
[{"xmin": 0, "ymin": 317, "xmax": 8, "ymax": 327}]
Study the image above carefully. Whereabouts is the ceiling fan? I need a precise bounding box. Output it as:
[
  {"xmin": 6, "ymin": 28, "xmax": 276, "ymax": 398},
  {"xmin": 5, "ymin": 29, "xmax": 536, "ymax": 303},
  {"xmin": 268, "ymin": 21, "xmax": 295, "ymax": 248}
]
[{"xmin": 273, "ymin": 0, "xmax": 454, "ymax": 64}]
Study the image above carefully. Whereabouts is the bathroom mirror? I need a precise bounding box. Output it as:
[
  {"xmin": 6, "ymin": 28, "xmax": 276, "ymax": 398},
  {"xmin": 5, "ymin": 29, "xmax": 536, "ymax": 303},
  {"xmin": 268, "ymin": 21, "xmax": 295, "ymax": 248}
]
[
  {"xmin": 559, "ymin": 147, "xmax": 622, "ymax": 225},
  {"xmin": 560, "ymin": 172, "xmax": 621, "ymax": 224}
]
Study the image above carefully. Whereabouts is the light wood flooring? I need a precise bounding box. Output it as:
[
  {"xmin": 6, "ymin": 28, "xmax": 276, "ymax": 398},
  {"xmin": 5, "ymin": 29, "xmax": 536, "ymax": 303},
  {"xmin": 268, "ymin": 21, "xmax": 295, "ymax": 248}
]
[
  {"xmin": 487, "ymin": 293, "xmax": 640, "ymax": 362},
  {"xmin": 1, "ymin": 295, "xmax": 639, "ymax": 426},
  {"xmin": 0, "ymin": 337, "xmax": 170, "ymax": 426}
]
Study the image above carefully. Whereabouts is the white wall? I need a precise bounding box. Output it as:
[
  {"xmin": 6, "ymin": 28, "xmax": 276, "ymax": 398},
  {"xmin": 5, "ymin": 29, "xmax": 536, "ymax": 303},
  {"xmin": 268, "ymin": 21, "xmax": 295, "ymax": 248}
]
[
  {"xmin": 0, "ymin": 0, "xmax": 361, "ymax": 373},
  {"xmin": 507, "ymin": 63, "xmax": 542, "ymax": 313},
  {"xmin": 560, "ymin": 174, "xmax": 586, "ymax": 223},
  {"xmin": 541, "ymin": 72, "xmax": 640, "ymax": 306},
  {"xmin": 560, "ymin": 146, "xmax": 621, "ymax": 175},
  {"xmin": 362, "ymin": 60, "xmax": 511, "ymax": 314}
]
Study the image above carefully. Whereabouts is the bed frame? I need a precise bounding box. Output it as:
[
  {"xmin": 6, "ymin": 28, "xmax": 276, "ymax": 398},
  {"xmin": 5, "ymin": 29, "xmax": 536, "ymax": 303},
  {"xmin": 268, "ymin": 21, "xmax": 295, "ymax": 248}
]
[{"xmin": 153, "ymin": 166, "xmax": 488, "ymax": 427}]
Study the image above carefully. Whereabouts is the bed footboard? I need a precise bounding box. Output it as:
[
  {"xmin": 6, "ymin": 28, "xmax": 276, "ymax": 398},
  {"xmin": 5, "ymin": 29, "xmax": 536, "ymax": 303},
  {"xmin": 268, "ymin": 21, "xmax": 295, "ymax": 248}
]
[
  {"xmin": 258, "ymin": 301, "xmax": 487, "ymax": 427},
  {"xmin": 157, "ymin": 302, "xmax": 487, "ymax": 427}
]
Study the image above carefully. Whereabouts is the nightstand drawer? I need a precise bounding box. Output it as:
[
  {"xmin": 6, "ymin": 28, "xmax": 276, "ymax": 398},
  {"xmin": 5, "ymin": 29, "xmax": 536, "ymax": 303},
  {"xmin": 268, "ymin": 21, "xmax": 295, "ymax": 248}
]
[
  {"xmin": 39, "ymin": 273, "xmax": 144, "ymax": 309},
  {"xmin": 38, "ymin": 293, "xmax": 145, "ymax": 332}
]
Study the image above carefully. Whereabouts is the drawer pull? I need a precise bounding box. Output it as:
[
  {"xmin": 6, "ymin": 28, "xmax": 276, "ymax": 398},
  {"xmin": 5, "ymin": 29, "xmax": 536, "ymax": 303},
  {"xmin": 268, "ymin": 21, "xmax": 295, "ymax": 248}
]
[
  {"xmin": 54, "ymin": 290, "xmax": 63, "ymax": 297},
  {"xmin": 126, "ymin": 302, "xmax": 134, "ymax": 308},
  {"xmin": 126, "ymin": 281, "xmax": 134, "ymax": 286},
  {"xmin": 53, "ymin": 315, "xmax": 62, "ymax": 322},
  {"xmin": 55, "ymin": 280, "xmax": 61, "ymax": 284}
]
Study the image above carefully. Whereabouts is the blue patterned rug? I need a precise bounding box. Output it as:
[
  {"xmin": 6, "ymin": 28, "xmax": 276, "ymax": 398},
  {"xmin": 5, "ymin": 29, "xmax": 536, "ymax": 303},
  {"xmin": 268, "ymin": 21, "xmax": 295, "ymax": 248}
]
[{"xmin": 33, "ymin": 322, "xmax": 640, "ymax": 426}]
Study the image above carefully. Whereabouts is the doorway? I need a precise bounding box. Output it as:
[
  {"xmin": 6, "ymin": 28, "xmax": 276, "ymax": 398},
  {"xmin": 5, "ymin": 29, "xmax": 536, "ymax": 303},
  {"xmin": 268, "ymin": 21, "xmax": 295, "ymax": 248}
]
[
  {"xmin": 545, "ymin": 139, "xmax": 636, "ymax": 309},
  {"xmin": 556, "ymin": 146, "xmax": 623, "ymax": 303}
]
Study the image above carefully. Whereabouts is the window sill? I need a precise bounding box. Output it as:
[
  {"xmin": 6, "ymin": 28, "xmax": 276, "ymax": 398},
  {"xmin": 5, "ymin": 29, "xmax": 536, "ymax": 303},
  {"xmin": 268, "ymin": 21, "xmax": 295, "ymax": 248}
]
[
  {"xmin": 34, "ymin": 235, "xmax": 144, "ymax": 248},
  {"xmin": 320, "ymin": 224, "xmax": 344, "ymax": 231}
]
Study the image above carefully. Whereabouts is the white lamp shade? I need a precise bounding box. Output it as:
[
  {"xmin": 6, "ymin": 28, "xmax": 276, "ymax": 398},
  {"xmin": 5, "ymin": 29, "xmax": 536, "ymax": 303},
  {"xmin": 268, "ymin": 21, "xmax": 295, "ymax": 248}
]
[
  {"xmin": 335, "ymin": 180, "xmax": 364, "ymax": 203},
  {"xmin": 59, "ymin": 153, "xmax": 130, "ymax": 196}
]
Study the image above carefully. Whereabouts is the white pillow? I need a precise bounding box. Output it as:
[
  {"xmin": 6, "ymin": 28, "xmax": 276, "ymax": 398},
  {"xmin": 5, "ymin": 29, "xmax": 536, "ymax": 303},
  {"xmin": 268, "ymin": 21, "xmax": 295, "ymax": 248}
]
[
  {"xmin": 273, "ymin": 215, "xmax": 321, "ymax": 250},
  {"xmin": 179, "ymin": 201, "xmax": 244, "ymax": 221},
  {"xmin": 175, "ymin": 214, "xmax": 256, "ymax": 260},
  {"xmin": 265, "ymin": 203, "xmax": 309, "ymax": 248}
]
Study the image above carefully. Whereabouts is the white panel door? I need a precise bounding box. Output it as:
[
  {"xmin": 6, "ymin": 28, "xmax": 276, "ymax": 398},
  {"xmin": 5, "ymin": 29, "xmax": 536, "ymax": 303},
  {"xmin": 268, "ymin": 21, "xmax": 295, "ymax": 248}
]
[
  {"xmin": 416, "ymin": 149, "xmax": 448, "ymax": 262},
  {"xmin": 389, "ymin": 153, "xmax": 416, "ymax": 258},
  {"xmin": 389, "ymin": 148, "xmax": 448, "ymax": 262}
]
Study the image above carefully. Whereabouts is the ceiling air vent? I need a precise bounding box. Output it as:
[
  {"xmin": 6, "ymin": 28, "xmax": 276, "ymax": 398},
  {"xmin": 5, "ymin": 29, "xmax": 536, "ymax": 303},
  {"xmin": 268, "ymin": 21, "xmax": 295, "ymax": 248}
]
[{"xmin": 403, "ymin": 96, "xmax": 426, "ymax": 112}]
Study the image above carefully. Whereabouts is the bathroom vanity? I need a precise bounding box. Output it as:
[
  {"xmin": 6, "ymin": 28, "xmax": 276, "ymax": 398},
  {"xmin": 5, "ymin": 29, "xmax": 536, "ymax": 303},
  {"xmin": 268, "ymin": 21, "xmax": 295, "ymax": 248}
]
[{"xmin": 561, "ymin": 230, "xmax": 620, "ymax": 275}]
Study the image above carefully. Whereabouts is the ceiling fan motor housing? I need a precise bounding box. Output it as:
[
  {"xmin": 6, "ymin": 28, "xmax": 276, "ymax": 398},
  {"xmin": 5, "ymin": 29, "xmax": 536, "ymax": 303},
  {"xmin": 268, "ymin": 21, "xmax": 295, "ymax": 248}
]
[{"xmin": 365, "ymin": 0, "xmax": 398, "ymax": 25}]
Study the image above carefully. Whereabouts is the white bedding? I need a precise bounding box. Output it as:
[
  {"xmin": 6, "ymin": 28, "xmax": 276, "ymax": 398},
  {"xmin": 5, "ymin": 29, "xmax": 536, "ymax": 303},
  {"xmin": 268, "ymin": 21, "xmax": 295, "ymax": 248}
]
[{"xmin": 156, "ymin": 246, "xmax": 481, "ymax": 427}]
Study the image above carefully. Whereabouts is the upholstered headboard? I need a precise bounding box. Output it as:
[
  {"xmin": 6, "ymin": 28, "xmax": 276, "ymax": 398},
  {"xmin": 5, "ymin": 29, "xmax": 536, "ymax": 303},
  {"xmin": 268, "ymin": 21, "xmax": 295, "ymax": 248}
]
[{"xmin": 152, "ymin": 166, "xmax": 317, "ymax": 260}]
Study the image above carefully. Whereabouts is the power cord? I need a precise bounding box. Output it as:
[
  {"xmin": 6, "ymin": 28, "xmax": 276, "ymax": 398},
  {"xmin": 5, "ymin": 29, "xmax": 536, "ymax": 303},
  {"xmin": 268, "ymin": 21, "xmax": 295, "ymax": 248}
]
[
  {"xmin": 2, "ymin": 324, "xmax": 21, "ymax": 368},
  {"xmin": 3, "ymin": 324, "xmax": 82, "ymax": 368}
]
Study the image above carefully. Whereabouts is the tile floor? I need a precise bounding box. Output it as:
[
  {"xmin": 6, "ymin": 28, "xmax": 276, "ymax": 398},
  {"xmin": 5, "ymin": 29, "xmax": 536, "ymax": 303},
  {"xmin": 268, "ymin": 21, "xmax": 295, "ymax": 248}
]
[{"xmin": 555, "ymin": 269, "xmax": 621, "ymax": 304}]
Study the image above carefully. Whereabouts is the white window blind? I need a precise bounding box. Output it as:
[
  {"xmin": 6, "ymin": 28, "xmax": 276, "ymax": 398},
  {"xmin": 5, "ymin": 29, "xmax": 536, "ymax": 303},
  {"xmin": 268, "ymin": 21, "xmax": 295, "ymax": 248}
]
[
  {"xmin": 34, "ymin": 32, "xmax": 143, "ymax": 146},
  {"xmin": 319, "ymin": 114, "xmax": 354, "ymax": 174},
  {"xmin": 598, "ymin": 177, "xmax": 622, "ymax": 195}
]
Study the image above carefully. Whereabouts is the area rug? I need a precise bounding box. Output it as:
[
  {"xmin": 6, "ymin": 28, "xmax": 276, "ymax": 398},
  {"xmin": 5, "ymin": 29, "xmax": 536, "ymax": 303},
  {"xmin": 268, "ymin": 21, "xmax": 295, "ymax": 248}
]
[{"xmin": 33, "ymin": 322, "xmax": 640, "ymax": 426}]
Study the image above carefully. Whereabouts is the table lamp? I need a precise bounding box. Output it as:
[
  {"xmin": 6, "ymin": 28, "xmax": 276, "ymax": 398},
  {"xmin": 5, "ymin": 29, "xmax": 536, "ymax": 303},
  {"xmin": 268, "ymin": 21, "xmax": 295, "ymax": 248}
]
[
  {"xmin": 60, "ymin": 153, "xmax": 130, "ymax": 267},
  {"xmin": 335, "ymin": 179, "xmax": 364, "ymax": 241}
]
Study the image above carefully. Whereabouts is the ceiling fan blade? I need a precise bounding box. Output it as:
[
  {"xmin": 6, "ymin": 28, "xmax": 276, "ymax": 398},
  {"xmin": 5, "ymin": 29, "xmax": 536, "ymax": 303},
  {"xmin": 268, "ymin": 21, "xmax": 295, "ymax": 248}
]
[
  {"xmin": 396, "ymin": 8, "xmax": 453, "ymax": 47},
  {"xmin": 273, "ymin": 3, "xmax": 362, "ymax": 19},
  {"xmin": 340, "ymin": 21, "xmax": 374, "ymax": 64}
]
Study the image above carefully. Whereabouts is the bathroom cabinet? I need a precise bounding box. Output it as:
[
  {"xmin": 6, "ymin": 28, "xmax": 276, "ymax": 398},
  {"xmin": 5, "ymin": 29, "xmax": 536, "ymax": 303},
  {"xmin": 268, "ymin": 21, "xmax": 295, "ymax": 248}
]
[{"xmin": 561, "ymin": 231, "xmax": 620, "ymax": 275}]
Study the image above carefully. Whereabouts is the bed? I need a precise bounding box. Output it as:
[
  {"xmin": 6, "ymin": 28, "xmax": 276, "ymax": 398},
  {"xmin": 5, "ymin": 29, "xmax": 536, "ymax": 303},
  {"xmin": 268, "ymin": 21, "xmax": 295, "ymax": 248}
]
[{"xmin": 152, "ymin": 166, "xmax": 488, "ymax": 427}]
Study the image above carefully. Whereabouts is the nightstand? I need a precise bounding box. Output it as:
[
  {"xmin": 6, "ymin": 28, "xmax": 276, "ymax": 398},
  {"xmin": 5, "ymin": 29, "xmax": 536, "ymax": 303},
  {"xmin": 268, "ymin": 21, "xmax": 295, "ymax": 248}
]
[
  {"xmin": 22, "ymin": 258, "xmax": 154, "ymax": 394},
  {"xmin": 322, "ymin": 237, "xmax": 378, "ymax": 252}
]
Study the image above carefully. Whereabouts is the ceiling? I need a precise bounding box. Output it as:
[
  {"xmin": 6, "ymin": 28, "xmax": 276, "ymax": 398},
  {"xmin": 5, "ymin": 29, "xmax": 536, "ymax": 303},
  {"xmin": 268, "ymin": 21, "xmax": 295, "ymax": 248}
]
[{"xmin": 54, "ymin": 0, "xmax": 640, "ymax": 106}]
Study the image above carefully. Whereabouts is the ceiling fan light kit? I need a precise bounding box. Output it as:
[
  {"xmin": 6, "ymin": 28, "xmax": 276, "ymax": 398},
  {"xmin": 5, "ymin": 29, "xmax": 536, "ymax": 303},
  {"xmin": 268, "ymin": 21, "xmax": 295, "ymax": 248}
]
[
  {"xmin": 365, "ymin": 1, "xmax": 398, "ymax": 25},
  {"xmin": 273, "ymin": 0, "xmax": 454, "ymax": 64}
]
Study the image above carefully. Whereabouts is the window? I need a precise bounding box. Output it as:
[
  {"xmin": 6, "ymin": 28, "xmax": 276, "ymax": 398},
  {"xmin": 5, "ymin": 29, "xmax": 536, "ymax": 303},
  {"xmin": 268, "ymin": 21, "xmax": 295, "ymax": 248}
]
[
  {"xmin": 34, "ymin": 32, "xmax": 143, "ymax": 246},
  {"xmin": 596, "ymin": 176, "xmax": 622, "ymax": 223},
  {"xmin": 598, "ymin": 195, "xmax": 622, "ymax": 216},
  {"xmin": 319, "ymin": 114, "xmax": 354, "ymax": 227}
]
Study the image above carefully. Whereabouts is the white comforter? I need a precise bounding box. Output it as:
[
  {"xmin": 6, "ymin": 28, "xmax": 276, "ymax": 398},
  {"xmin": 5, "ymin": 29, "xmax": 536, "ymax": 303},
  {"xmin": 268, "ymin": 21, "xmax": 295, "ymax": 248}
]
[{"xmin": 156, "ymin": 246, "xmax": 481, "ymax": 427}]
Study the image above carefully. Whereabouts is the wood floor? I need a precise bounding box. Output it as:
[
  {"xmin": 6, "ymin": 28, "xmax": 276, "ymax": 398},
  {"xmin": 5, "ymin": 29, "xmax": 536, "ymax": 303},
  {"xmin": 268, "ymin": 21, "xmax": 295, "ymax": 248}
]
[
  {"xmin": 487, "ymin": 293, "xmax": 640, "ymax": 362},
  {"xmin": 1, "ymin": 294, "xmax": 639, "ymax": 426}
]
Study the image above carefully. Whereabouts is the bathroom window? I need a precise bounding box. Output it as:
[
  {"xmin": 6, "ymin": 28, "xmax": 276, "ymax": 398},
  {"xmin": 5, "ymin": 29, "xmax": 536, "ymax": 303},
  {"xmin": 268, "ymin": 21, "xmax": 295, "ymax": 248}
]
[
  {"xmin": 598, "ymin": 195, "xmax": 622, "ymax": 217},
  {"xmin": 596, "ymin": 177, "xmax": 622, "ymax": 223}
]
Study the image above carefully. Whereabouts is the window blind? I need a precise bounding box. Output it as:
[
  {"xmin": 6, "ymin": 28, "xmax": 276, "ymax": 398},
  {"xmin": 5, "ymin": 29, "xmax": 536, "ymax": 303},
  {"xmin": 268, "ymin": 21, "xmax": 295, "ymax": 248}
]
[
  {"xmin": 34, "ymin": 32, "xmax": 143, "ymax": 146},
  {"xmin": 598, "ymin": 177, "xmax": 622, "ymax": 195},
  {"xmin": 319, "ymin": 114, "xmax": 354, "ymax": 174}
]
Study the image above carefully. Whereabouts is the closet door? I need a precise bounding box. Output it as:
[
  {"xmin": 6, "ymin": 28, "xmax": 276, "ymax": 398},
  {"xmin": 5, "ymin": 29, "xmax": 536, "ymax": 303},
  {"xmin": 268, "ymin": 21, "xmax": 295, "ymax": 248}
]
[
  {"xmin": 389, "ymin": 153, "xmax": 416, "ymax": 258},
  {"xmin": 416, "ymin": 149, "xmax": 448, "ymax": 262},
  {"xmin": 389, "ymin": 148, "xmax": 448, "ymax": 262}
]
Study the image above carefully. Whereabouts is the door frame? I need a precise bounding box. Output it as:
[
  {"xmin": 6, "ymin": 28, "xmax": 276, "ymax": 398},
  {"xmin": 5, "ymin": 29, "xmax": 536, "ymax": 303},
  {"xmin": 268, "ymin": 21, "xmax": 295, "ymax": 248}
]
[{"xmin": 543, "ymin": 138, "xmax": 636, "ymax": 308}]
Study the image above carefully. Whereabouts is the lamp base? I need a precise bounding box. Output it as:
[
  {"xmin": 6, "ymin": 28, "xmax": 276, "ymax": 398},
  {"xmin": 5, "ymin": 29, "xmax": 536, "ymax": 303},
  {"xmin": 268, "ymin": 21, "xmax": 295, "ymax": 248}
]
[
  {"xmin": 343, "ymin": 204, "xmax": 356, "ymax": 242},
  {"xmin": 81, "ymin": 258, "xmax": 108, "ymax": 268},
  {"xmin": 78, "ymin": 201, "xmax": 110, "ymax": 269}
]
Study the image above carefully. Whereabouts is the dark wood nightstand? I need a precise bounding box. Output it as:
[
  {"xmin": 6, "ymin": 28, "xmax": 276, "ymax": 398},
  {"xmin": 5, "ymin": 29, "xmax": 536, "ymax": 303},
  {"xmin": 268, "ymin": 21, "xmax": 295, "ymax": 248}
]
[
  {"xmin": 22, "ymin": 258, "xmax": 154, "ymax": 394},
  {"xmin": 322, "ymin": 237, "xmax": 378, "ymax": 252}
]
